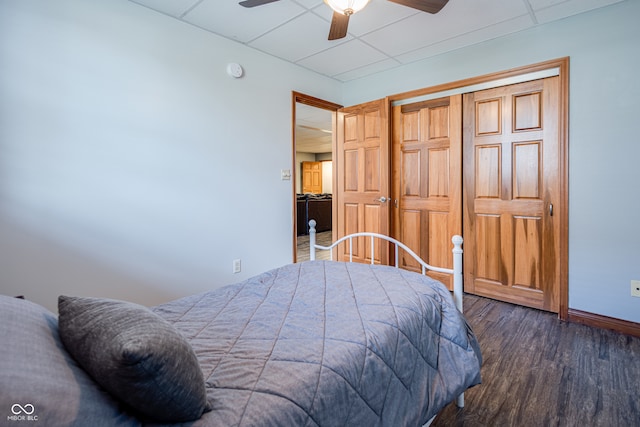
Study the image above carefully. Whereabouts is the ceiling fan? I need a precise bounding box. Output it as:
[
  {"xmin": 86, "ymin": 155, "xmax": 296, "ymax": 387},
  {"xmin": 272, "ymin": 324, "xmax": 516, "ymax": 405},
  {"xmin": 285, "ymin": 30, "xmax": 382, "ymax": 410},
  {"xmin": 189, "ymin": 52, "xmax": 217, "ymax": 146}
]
[{"xmin": 239, "ymin": 0, "xmax": 449, "ymax": 40}]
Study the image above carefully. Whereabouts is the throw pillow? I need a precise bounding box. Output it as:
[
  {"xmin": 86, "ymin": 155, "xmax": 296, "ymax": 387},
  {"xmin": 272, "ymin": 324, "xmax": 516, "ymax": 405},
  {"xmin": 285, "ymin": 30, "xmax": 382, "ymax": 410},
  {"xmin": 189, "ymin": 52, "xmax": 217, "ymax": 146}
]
[{"xmin": 58, "ymin": 295, "xmax": 211, "ymax": 422}]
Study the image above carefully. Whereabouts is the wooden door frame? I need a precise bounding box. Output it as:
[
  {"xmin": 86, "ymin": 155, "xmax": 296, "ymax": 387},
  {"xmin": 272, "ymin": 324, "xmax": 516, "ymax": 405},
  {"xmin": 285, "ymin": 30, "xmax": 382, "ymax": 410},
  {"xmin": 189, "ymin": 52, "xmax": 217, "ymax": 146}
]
[
  {"xmin": 387, "ymin": 57, "xmax": 569, "ymax": 320},
  {"xmin": 291, "ymin": 92, "xmax": 342, "ymax": 263}
]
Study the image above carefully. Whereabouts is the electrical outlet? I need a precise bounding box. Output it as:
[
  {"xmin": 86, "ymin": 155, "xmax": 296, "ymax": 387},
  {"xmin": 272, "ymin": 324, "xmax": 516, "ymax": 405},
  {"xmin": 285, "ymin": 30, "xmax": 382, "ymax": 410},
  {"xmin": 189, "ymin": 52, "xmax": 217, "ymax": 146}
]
[
  {"xmin": 233, "ymin": 259, "xmax": 241, "ymax": 274},
  {"xmin": 632, "ymin": 280, "xmax": 640, "ymax": 298}
]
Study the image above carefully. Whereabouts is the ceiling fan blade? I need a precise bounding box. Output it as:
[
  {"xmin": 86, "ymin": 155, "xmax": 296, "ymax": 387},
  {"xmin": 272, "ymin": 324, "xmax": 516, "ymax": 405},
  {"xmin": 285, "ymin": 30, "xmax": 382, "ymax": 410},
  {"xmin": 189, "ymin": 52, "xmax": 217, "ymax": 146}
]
[
  {"xmin": 239, "ymin": 0, "xmax": 281, "ymax": 8},
  {"xmin": 328, "ymin": 12, "xmax": 350, "ymax": 40},
  {"xmin": 386, "ymin": 0, "xmax": 449, "ymax": 14}
]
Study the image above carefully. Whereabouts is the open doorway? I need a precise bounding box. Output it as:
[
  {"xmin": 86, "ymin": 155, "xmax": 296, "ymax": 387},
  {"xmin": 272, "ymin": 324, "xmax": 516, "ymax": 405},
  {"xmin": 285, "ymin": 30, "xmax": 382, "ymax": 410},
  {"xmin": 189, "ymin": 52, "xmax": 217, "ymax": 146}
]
[{"xmin": 291, "ymin": 92, "xmax": 341, "ymax": 262}]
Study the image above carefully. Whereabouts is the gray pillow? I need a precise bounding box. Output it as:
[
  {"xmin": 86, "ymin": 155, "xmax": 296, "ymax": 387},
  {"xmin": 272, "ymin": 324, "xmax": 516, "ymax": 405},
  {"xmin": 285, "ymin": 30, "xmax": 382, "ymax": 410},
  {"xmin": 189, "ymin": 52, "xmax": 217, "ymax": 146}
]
[
  {"xmin": 58, "ymin": 295, "xmax": 212, "ymax": 423},
  {"xmin": 0, "ymin": 295, "xmax": 138, "ymax": 426}
]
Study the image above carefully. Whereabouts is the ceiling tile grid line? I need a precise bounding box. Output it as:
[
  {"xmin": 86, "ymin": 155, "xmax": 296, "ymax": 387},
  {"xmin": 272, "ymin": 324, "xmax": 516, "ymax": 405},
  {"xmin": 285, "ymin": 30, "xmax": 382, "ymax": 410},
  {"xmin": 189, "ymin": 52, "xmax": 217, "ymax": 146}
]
[
  {"xmin": 521, "ymin": 0, "xmax": 539, "ymax": 24},
  {"xmin": 179, "ymin": 0, "xmax": 207, "ymax": 19}
]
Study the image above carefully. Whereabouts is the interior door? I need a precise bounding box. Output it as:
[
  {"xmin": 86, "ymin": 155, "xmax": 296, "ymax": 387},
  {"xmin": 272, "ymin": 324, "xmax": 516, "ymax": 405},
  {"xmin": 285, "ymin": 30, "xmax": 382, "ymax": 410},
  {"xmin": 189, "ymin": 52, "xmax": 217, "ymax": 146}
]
[
  {"xmin": 335, "ymin": 99, "xmax": 390, "ymax": 264},
  {"xmin": 391, "ymin": 95, "xmax": 462, "ymax": 289},
  {"xmin": 301, "ymin": 161, "xmax": 322, "ymax": 194},
  {"xmin": 463, "ymin": 77, "xmax": 561, "ymax": 312}
]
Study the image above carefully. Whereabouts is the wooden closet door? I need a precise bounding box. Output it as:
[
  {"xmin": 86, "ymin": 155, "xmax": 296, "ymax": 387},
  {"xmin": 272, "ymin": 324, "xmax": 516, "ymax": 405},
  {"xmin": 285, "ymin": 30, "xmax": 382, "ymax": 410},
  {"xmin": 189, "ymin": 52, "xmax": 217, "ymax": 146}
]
[
  {"xmin": 391, "ymin": 95, "xmax": 462, "ymax": 289},
  {"xmin": 463, "ymin": 77, "xmax": 561, "ymax": 312},
  {"xmin": 335, "ymin": 99, "xmax": 390, "ymax": 264},
  {"xmin": 302, "ymin": 161, "xmax": 322, "ymax": 194}
]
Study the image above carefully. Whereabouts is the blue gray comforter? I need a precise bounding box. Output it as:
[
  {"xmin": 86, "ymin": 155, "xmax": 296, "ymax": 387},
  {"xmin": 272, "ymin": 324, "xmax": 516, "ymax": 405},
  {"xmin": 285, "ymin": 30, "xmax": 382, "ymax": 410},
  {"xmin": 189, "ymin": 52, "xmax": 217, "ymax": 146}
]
[{"xmin": 151, "ymin": 261, "xmax": 482, "ymax": 426}]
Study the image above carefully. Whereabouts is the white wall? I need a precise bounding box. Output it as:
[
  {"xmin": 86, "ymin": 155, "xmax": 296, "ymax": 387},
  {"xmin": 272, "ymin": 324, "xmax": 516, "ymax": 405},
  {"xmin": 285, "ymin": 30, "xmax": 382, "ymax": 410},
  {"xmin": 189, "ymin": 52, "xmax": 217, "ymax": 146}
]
[
  {"xmin": 343, "ymin": 0, "xmax": 640, "ymax": 323},
  {"xmin": 0, "ymin": 0, "xmax": 341, "ymax": 311}
]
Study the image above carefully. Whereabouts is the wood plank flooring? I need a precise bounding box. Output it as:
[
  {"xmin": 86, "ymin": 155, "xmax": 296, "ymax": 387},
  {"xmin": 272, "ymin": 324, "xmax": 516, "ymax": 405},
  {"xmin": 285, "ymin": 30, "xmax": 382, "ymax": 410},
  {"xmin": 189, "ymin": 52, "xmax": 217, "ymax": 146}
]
[
  {"xmin": 433, "ymin": 294, "xmax": 640, "ymax": 427},
  {"xmin": 296, "ymin": 231, "xmax": 332, "ymax": 262}
]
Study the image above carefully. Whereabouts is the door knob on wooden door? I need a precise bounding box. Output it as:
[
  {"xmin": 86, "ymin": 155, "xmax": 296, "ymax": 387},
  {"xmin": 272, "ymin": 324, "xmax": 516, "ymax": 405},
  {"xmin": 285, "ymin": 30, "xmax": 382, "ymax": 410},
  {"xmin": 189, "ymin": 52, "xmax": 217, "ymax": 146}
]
[{"xmin": 374, "ymin": 196, "xmax": 389, "ymax": 203}]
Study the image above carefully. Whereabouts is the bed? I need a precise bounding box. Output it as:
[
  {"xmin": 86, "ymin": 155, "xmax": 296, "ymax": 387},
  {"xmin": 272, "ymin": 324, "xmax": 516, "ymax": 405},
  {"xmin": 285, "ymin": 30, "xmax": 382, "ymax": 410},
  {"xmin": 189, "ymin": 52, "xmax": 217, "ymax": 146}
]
[{"xmin": 0, "ymin": 224, "xmax": 481, "ymax": 426}]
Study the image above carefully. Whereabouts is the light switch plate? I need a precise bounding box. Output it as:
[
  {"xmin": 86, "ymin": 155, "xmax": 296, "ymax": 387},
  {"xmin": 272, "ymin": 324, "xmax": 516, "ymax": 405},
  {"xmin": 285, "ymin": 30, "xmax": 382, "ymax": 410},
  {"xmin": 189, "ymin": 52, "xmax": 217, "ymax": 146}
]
[{"xmin": 281, "ymin": 169, "xmax": 291, "ymax": 180}]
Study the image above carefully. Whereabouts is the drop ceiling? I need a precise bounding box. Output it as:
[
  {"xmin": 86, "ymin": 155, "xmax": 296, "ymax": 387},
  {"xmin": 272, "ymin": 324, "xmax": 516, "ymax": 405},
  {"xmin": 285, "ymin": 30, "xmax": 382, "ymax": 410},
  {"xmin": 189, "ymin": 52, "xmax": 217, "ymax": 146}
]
[
  {"xmin": 129, "ymin": 0, "xmax": 623, "ymax": 82},
  {"xmin": 295, "ymin": 103, "xmax": 333, "ymax": 154},
  {"xmin": 128, "ymin": 0, "xmax": 622, "ymax": 154}
]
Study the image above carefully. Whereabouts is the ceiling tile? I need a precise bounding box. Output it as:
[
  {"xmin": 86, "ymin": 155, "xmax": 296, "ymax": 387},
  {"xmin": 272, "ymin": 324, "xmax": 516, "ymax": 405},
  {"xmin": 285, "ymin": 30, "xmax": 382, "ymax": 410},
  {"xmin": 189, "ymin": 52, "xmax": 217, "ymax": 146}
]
[
  {"xmin": 528, "ymin": 0, "xmax": 612, "ymax": 10},
  {"xmin": 130, "ymin": 0, "xmax": 200, "ymax": 17},
  {"xmin": 296, "ymin": 0, "xmax": 325, "ymax": 8},
  {"xmin": 396, "ymin": 13, "xmax": 533, "ymax": 64},
  {"xmin": 250, "ymin": 12, "xmax": 350, "ymax": 62},
  {"xmin": 359, "ymin": 14, "xmax": 435, "ymax": 57},
  {"xmin": 183, "ymin": 0, "xmax": 307, "ymax": 43},
  {"xmin": 332, "ymin": 58, "xmax": 401, "ymax": 81},
  {"xmin": 296, "ymin": 39, "xmax": 390, "ymax": 77},
  {"xmin": 297, "ymin": 103, "xmax": 332, "ymax": 128},
  {"xmin": 350, "ymin": 3, "xmax": 418, "ymax": 36},
  {"xmin": 527, "ymin": 0, "xmax": 573, "ymax": 8},
  {"xmin": 296, "ymin": 103, "xmax": 333, "ymax": 153},
  {"xmin": 362, "ymin": 0, "xmax": 529, "ymax": 57},
  {"xmin": 530, "ymin": 0, "xmax": 624, "ymax": 24}
]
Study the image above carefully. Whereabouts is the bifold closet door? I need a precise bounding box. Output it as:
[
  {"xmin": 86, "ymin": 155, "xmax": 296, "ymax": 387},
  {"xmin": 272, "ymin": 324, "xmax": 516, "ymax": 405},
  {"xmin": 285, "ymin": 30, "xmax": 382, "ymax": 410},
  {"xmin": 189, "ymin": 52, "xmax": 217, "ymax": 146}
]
[
  {"xmin": 463, "ymin": 77, "xmax": 561, "ymax": 312},
  {"xmin": 391, "ymin": 95, "xmax": 462, "ymax": 289}
]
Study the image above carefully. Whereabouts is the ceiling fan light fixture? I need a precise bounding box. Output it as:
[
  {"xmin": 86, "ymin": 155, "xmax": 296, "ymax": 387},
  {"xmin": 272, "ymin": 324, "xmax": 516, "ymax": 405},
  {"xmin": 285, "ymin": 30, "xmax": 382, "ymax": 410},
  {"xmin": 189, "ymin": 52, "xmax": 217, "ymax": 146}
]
[{"xmin": 324, "ymin": 0, "xmax": 370, "ymax": 16}]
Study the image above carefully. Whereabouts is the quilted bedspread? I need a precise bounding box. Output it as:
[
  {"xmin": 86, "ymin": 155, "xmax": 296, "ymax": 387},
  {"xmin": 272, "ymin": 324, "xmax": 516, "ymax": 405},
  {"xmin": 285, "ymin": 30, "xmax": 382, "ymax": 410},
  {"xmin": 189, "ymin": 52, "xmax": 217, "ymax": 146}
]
[{"xmin": 151, "ymin": 261, "xmax": 482, "ymax": 426}]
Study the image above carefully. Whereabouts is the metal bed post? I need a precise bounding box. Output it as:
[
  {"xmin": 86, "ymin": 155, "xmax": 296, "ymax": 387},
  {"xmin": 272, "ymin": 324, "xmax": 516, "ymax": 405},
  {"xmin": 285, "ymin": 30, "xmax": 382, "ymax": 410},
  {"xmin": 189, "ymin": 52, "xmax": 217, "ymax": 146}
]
[
  {"xmin": 452, "ymin": 235, "xmax": 464, "ymax": 314},
  {"xmin": 309, "ymin": 220, "xmax": 316, "ymax": 261},
  {"xmin": 452, "ymin": 234, "xmax": 464, "ymax": 408}
]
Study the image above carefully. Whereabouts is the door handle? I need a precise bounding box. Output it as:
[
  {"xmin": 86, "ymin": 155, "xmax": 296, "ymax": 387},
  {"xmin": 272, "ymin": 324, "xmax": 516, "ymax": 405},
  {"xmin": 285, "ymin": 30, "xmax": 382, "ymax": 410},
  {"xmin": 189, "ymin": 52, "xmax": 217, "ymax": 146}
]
[
  {"xmin": 374, "ymin": 196, "xmax": 389, "ymax": 203},
  {"xmin": 549, "ymin": 203, "xmax": 553, "ymax": 217}
]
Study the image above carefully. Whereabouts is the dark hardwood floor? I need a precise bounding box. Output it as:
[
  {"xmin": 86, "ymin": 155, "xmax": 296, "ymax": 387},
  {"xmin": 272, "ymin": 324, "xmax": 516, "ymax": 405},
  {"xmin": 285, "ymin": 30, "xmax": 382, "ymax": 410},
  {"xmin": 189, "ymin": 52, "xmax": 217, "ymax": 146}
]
[
  {"xmin": 296, "ymin": 231, "xmax": 333, "ymax": 262},
  {"xmin": 433, "ymin": 294, "xmax": 640, "ymax": 427}
]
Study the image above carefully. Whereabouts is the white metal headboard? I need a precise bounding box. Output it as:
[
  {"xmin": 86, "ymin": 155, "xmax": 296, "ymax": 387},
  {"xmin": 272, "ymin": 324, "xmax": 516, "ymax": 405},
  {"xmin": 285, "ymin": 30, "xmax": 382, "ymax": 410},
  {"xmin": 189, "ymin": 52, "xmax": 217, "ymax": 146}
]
[
  {"xmin": 308, "ymin": 219, "xmax": 465, "ymax": 408},
  {"xmin": 308, "ymin": 219, "xmax": 463, "ymax": 311}
]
